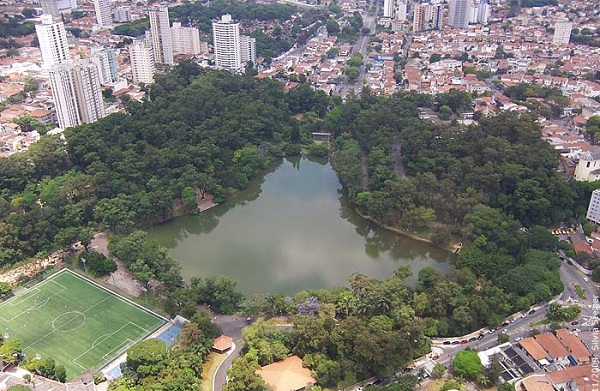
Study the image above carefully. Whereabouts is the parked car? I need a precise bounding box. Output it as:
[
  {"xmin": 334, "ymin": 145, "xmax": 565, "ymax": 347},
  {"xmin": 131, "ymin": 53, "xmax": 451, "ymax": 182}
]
[
  {"xmin": 451, "ymin": 340, "xmax": 460, "ymax": 344},
  {"xmin": 515, "ymin": 337, "xmax": 523, "ymax": 342},
  {"xmin": 469, "ymin": 337, "xmax": 477, "ymax": 342},
  {"xmin": 571, "ymin": 320, "xmax": 579, "ymax": 325},
  {"xmin": 528, "ymin": 309, "xmax": 536, "ymax": 315},
  {"xmin": 502, "ymin": 329, "xmax": 508, "ymax": 334},
  {"xmin": 477, "ymin": 334, "xmax": 484, "ymax": 340},
  {"xmin": 502, "ymin": 322, "xmax": 509, "ymax": 327},
  {"xmin": 432, "ymin": 354, "xmax": 440, "ymax": 360},
  {"xmin": 521, "ymin": 313, "xmax": 528, "ymax": 318},
  {"xmin": 460, "ymin": 339, "xmax": 468, "ymax": 344},
  {"xmin": 443, "ymin": 341, "xmax": 451, "ymax": 345}
]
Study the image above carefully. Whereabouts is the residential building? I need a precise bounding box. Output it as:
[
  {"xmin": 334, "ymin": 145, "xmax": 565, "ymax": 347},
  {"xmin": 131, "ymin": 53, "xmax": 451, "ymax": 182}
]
[
  {"xmin": 93, "ymin": 0, "xmax": 112, "ymax": 28},
  {"xmin": 240, "ymin": 35, "xmax": 256, "ymax": 66},
  {"xmin": 171, "ymin": 22, "xmax": 202, "ymax": 55},
  {"xmin": 448, "ymin": 0, "xmax": 470, "ymax": 29},
  {"xmin": 40, "ymin": 0, "xmax": 76, "ymax": 18},
  {"xmin": 129, "ymin": 41, "xmax": 155, "ymax": 84},
  {"xmin": 48, "ymin": 63, "xmax": 79, "ymax": 129},
  {"xmin": 413, "ymin": 2, "xmax": 442, "ymax": 32},
  {"xmin": 212, "ymin": 14, "xmax": 242, "ymax": 70},
  {"xmin": 35, "ymin": 15, "xmax": 71, "ymax": 68},
  {"xmin": 587, "ymin": 189, "xmax": 600, "ymax": 224},
  {"xmin": 574, "ymin": 150, "xmax": 600, "ymax": 181},
  {"xmin": 553, "ymin": 20, "xmax": 573, "ymax": 45},
  {"xmin": 48, "ymin": 60, "xmax": 106, "ymax": 129},
  {"xmin": 383, "ymin": 0, "xmax": 394, "ymax": 18},
  {"xmin": 396, "ymin": 1, "xmax": 407, "ymax": 21},
  {"xmin": 428, "ymin": 3, "xmax": 443, "ymax": 30},
  {"xmin": 91, "ymin": 47, "xmax": 119, "ymax": 85},
  {"xmin": 413, "ymin": 3, "xmax": 427, "ymax": 33},
  {"xmin": 470, "ymin": 0, "xmax": 489, "ymax": 24},
  {"xmin": 71, "ymin": 59, "xmax": 105, "ymax": 124},
  {"xmin": 148, "ymin": 7, "xmax": 174, "ymax": 65},
  {"xmin": 113, "ymin": 6, "xmax": 132, "ymax": 23}
]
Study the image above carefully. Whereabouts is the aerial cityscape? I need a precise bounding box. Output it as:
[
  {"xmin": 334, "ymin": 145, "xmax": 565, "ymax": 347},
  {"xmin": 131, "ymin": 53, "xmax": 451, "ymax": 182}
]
[{"xmin": 0, "ymin": 0, "xmax": 599, "ymax": 390}]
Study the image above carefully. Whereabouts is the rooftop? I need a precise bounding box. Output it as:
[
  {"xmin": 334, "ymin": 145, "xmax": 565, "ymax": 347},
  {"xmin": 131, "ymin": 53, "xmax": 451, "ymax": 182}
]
[{"xmin": 256, "ymin": 356, "xmax": 316, "ymax": 391}]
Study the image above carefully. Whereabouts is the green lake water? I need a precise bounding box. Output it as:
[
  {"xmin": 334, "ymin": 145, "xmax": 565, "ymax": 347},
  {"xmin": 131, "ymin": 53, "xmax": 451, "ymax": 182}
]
[{"xmin": 146, "ymin": 157, "xmax": 451, "ymax": 295}]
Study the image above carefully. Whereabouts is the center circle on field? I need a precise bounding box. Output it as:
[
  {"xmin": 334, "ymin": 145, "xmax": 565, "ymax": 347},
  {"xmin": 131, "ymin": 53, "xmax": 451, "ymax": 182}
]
[{"xmin": 52, "ymin": 311, "xmax": 86, "ymax": 332}]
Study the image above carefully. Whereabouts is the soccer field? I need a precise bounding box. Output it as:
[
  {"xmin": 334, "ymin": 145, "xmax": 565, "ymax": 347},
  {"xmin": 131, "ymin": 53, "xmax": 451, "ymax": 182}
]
[{"xmin": 0, "ymin": 269, "xmax": 166, "ymax": 380}]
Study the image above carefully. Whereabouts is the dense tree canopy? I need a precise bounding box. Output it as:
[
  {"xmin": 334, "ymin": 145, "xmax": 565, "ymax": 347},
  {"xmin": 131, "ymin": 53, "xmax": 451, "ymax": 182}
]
[
  {"xmin": 0, "ymin": 63, "xmax": 331, "ymax": 267},
  {"xmin": 327, "ymin": 89, "xmax": 569, "ymax": 334}
]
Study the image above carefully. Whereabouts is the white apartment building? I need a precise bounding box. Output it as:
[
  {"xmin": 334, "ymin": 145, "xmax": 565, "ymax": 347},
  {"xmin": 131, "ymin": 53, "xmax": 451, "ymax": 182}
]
[
  {"xmin": 93, "ymin": 0, "xmax": 112, "ymax": 28},
  {"xmin": 149, "ymin": 7, "xmax": 174, "ymax": 65},
  {"xmin": 72, "ymin": 59, "xmax": 105, "ymax": 124},
  {"xmin": 383, "ymin": 0, "xmax": 394, "ymax": 18},
  {"xmin": 469, "ymin": 0, "xmax": 489, "ymax": 24},
  {"xmin": 48, "ymin": 60, "xmax": 106, "ymax": 129},
  {"xmin": 587, "ymin": 189, "xmax": 600, "ymax": 225},
  {"xmin": 396, "ymin": 1, "xmax": 407, "ymax": 21},
  {"xmin": 48, "ymin": 63, "xmax": 80, "ymax": 129},
  {"xmin": 129, "ymin": 41, "xmax": 155, "ymax": 84},
  {"xmin": 91, "ymin": 47, "xmax": 119, "ymax": 85},
  {"xmin": 35, "ymin": 15, "xmax": 71, "ymax": 68},
  {"xmin": 40, "ymin": 0, "xmax": 77, "ymax": 18},
  {"xmin": 171, "ymin": 22, "xmax": 202, "ymax": 55},
  {"xmin": 553, "ymin": 21, "xmax": 573, "ymax": 45},
  {"xmin": 213, "ymin": 15, "xmax": 242, "ymax": 70},
  {"xmin": 448, "ymin": 0, "xmax": 470, "ymax": 28},
  {"xmin": 114, "ymin": 6, "xmax": 132, "ymax": 22},
  {"xmin": 240, "ymin": 35, "xmax": 256, "ymax": 66}
]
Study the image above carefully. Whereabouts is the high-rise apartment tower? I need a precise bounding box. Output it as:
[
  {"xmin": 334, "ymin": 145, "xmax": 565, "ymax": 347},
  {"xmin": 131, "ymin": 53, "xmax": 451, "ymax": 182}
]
[
  {"xmin": 448, "ymin": 0, "xmax": 470, "ymax": 28},
  {"xmin": 129, "ymin": 41, "xmax": 155, "ymax": 84},
  {"xmin": 93, "ymin": 0, "xmax": 112, "ymax": 28},
  {"xmin": 148, "ymin": 7, "xmax": 174, "ymax": 65},
  {"xmin": 553, "ymin": 20, "xmax": 573, "ymax": 45},
  {"xmin": 212, "ymin": 14, "xmax": 242, "ymax": 70},
  {"xmin": 35, "ymin": 15, "xmax": 70, "ymax": 67}
]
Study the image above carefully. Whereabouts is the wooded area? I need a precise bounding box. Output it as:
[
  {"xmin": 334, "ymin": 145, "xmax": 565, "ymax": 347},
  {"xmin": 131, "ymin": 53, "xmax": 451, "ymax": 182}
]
[{"xmin": 0, "ymin": 63, "xmax": 593, "ymax": 390}]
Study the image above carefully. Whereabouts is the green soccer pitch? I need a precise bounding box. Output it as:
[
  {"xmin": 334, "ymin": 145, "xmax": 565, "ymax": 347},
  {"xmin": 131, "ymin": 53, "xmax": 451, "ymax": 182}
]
[{"xmin": 0, "ymin": 269, "xmax": 166, "ymax": 380}]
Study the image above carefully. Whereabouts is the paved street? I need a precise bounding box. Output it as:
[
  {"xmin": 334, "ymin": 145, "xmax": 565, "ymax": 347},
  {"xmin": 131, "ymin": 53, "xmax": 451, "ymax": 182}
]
[
  {"xmin": 419, "ymin": 258, "xmax": 599, "ymax": 375},
  {"xmin": 213, "ymin": 315, "xmax": 246, "ymax": 391}
]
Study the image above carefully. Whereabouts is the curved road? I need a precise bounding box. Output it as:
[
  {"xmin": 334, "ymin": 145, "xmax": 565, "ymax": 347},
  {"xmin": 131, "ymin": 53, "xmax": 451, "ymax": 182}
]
[
  {"xmin": 213, "ymin": 315, "xmax": 246, "ymax": 391},
  {"xmin": 211, "ymin": 255, "xmax": 599, "ymax": 388}
]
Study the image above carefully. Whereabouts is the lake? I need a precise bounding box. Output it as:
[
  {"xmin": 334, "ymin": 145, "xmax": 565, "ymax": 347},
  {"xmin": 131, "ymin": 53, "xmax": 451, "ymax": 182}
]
[{"xmin": 146, "ymin": 156, "xmax": 451, "ymax": 295}]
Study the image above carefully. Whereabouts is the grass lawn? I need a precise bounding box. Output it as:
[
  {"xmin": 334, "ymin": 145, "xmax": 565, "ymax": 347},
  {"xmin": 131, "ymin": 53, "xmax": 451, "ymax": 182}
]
[
  {"xmin": 531, "ymin": 318, "xmax": 551, "ymax": 327},
  {"xmin": 422, "ymin": 379, "xmax": 445, "ymax": 391},
  {"xmin": 201, "ymin": 352, "xmax": 228, "ymax": 391},
  {"xmin": 0, "ymin": 269, "xmax": 166, "ymax": 381},
  {"xmin": 575, "ymin": 284, "xmax": 587, "ymax": 299}
]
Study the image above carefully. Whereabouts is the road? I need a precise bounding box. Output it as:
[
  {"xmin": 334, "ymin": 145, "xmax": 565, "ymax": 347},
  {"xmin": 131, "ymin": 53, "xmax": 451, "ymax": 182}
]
[
  {"xmin": 211, "ymin": 243, "xmax": 600, "ymax": 388},
  {"xmin": 414, "ymin": 258, "xmax": 599, "ymax": 374},
  {"xmin": 339, "ymin": 6, "xmax": 378, "ymax": 97},
  {"xmin": 391, "ymin": 136, "xmax": 407, "ymax": 179},
  {"xmin": 213, "ymin": 315, "xmax": 246, "ymax": 391}
]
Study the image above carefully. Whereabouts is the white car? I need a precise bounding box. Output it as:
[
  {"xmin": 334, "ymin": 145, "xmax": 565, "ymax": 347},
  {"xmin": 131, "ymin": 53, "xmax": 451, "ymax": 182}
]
[{"xmin": 515, "ymin": 337, "xmax": 523, "ymax": 342}]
